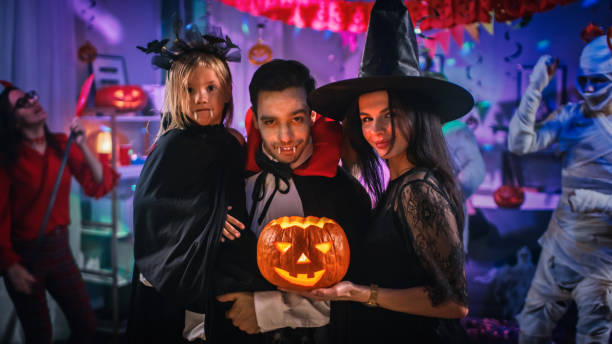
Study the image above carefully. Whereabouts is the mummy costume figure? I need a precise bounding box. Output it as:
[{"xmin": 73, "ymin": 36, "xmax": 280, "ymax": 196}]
[{"xmin": 508, "ymin": 35, "xmax": 612, "ymax": 344}]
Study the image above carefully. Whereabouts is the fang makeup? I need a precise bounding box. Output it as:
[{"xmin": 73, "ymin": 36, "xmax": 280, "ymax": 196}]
[{"xmin": 276, "ymin": 146, "xmax": 297, "ymax": 154}]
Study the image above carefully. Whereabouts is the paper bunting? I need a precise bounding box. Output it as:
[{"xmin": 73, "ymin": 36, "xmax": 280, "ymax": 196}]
[
  {"xmin": 481, "ymin": 21, "xmax": 495, "ymax": 35},
  {"xmin": 436, "ymin": 31, "xmax": 451, "ymax": 54},
  {"xmin": 465, "ymin": 23, "xmax": 480, "ymax": 42},
  {"xmin": 450, "ymin": 26, "xmax": 465, "ymax": 47},
  {"xmin": 218, "ymin": 0, "xmax": 578, "ymax": 34}
]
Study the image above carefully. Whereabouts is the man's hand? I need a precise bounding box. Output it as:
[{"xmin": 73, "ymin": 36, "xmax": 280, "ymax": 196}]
[
  {"xmin": 217, "ymin": 292, "xmax": 260, "ymax": 334},
  {"xmin": 6, "ymin": 263, "xmax": 36, "ymax": 294},
  {"xmin": 221, "ymin": 206, "xmax": 245, "ymax": 243}
]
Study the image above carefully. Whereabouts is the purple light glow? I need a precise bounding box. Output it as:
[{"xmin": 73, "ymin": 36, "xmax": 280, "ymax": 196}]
[{"xmin": 73, "ymin": 0, "xmax": 123, "ymax": 45}]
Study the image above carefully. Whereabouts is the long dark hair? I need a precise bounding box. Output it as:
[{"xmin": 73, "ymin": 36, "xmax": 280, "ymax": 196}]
[
  {"xmin": 344, "ymin": 90, "xmax": 465, "ymax": 231},
  {"xmin": 0, "ymin": 87, "xmax": 60, "ymax": 167}
]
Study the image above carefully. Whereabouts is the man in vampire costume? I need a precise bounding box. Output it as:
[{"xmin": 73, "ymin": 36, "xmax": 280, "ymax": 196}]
[
  {"xmin": 509, "ymin": 32, "xmax": 612, "ymax": 344},
  {"xmin": 217, "ymin": 59, "xmax": 371, "ymax": 344}
]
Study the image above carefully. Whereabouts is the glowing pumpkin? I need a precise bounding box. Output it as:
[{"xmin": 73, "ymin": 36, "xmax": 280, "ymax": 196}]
[
  {"xmin": 257, "ymin": 216, "xmax": 350, "ymax": 291},
  {"xmin": 95, "ymin": 85, "xmax": 147, "ymax": 112}
]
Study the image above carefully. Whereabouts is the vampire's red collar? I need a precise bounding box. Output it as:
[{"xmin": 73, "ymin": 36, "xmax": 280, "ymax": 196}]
[{"xmin": 244, "ymin": 108, "xmax": 341, "ymax": 178}]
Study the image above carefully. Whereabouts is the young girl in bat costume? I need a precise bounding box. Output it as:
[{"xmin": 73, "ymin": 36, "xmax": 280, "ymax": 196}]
[{"xmin": 129, "ymin": 25, "xmax": 272, "ymax": 343}]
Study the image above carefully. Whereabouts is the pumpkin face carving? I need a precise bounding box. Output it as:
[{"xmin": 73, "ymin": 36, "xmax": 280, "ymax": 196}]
[
  {"xmin": 257, "ymin": 216, "xmax": 350, "ymax": 291},
  {"xmin": 95, "ymin": 85, "xmax": 147, "ymax": 112},
  {"xmin": 248, "ymin": 40, "xmax": 273, "ymax": 66}
]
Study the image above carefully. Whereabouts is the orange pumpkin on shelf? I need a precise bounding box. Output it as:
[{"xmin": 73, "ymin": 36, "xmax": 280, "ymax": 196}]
[
  {"xmin": 95, "ymin": 85, "xmax": 147, "ymax": 112},
  {"xmin": 257, "ymin": 216, "xmax": 350, "ymax": 291}
]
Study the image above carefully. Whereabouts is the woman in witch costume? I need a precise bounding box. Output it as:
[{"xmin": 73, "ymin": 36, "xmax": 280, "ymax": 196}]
[
  {"xmin": 304, "ymin": 1, "xmax": 472, "ymax": 342},
  {"xmin": 0, "ymin": 82, "xmax": 119, "ymax": 343},
  {"xmin": 129, "ymin": 26, "xmax": 272, "ymax": 343}
]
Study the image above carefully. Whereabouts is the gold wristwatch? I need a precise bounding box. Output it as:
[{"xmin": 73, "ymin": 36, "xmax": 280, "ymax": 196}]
[{"xmin": 364, "ymin": 284, "xmax": 378, "ymax": 307}]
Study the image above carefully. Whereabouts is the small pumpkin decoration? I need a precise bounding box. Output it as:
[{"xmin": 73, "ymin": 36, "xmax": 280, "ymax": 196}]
[
  {"xmin": 495, "ymin": 152, "xmax": 526, "ymax": 209},
  {"xmin": 78, "ymin": 41, "xmax": 98, "ymax": 63},
  {"xmin": 248, "ymin": 39, "xmax": 273, "ymax": 66},
  {"xmin": 494, "ymin": 185, "xmax": 525, "ymax": 209},
  {"xmin": 257, "ymin": 216, "xmax": 350, "ymax": 291},
  {"xmin": 95, "ymin": 85, "xmax": 148, "ymax": 112}
]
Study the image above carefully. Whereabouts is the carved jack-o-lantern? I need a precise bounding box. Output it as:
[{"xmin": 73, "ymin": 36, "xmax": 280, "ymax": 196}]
[
  {"xmin": 95, "ymin": 85, "xmax": 147, "ymax": 112},
  {"xmin": 248, "ymin": 39, "xmax": 273, "ymax": 66},
  {"xmin": 257, "ymin": 216, "xmax": 350, "ymax": 291}
]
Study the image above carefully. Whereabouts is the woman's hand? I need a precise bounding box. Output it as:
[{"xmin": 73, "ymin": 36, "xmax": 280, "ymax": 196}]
[
  {"xmin": 280, "ymin": 281, "xmax": 369, "ymax": 302},
  {"xmin": 6, "ymin": 263, "xmax": 36, "ymax": 294},
  {"xmin": 221, "ymin": 206, "xmax": 245, "ymax": 242},
  {"xmin": 70, "ymin": 118, "xmax": 86, "ymax": 146},
  {"xmin": 70, "ymin": 117, "xmax": 104, "ymax": 183}
]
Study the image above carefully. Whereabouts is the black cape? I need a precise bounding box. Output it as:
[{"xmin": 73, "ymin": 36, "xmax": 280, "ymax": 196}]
[{"xmin": 128, "ymin": 125, "xmax": 272, "ymax": 343}]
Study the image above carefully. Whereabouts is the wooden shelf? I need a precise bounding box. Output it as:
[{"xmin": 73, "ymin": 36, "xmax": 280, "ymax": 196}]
[
  {"xmin": 82, "ymin": 227, "xmax": 131, "ymax": 239},
  {"xmin": 82, "ymin": 115, "xmax": 160, "ymax": 122},
  {"xmin": 82, "ymin": 269, "xmax": 131, "ymax": 287},
  {"xmin": 81, "ymin": 107, "xmax": 161, "ymax": 122},
  {"xmin": 117, "ymin": 164, "xmax": 144, "ymax": 178}
]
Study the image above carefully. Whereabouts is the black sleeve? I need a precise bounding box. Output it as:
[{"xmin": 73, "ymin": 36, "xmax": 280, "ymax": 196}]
[
  {"xmin": 213, "ymin": 137, "xmax": 275, "ymax": 295},
  {"xmin": 394, "ymin": 180, "xmax": 467, "ymax": 306},
  {"xmin": 133, "ymin": 129, "xmax": 227, "ymax": 313}
]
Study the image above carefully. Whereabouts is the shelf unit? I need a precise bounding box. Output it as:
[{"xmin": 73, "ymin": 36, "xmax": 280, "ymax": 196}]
[{"xmin": 79, "ymin": 108, "xmax": 159, "ymax": 340}]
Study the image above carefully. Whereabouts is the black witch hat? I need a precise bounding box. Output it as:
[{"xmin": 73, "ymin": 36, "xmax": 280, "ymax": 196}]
[{"xmin": 308, "ymin": 0, "xmax": 473, "ymax": 123}]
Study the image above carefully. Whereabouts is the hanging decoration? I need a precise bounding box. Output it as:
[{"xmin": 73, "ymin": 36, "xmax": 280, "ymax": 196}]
[
  {"xmin": 503, "ymin": 42, "xmax": 523, "ymax": 62},
  {"xmin": 463, "ymin": 23, "xmax": 480, "ymax": 42},
  {"xmin": 248, "ymin": 23, "xmax": 273, "ymax": 66},
  {"xmin": 450, "ymin": 26, "xmax": 465, "ymax": 47},
  {"xmin": 248, "ymin": 40, "xmax": 273, "ymax": 65},
  {"xmin": 77, "ymin": 40, "xmax": 98, "ymax": 63},
  {"xmin": 481, "ymin": 19, "xmax": 495, "ymax": 36},
  {"xmin": 219, "ymin": 0, "xmax": 576, "ymax": 33}
]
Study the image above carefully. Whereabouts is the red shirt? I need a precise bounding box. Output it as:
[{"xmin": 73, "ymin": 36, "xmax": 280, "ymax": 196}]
[{"xmin": 0, "ymin": 133, "xmax": 119, "ymax": 271}]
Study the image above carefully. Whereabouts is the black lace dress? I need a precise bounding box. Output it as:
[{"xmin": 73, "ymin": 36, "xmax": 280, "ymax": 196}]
[{"xmin": 349, "ymin": 168, "xmax": 468, "ymax": 343}]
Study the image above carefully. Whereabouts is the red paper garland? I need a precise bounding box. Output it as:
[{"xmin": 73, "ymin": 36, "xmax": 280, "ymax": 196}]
[{"xmin": 219, "ymin": 0, "xmax": 576, "ymax": 33}]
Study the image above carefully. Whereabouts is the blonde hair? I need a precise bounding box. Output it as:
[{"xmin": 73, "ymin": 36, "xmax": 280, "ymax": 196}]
[{"xmin": 157, "ymin": 52, "xmax": 233, "ymax": 140}]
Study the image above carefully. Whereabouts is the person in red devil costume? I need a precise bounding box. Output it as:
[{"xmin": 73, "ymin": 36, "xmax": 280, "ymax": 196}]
[
  {"xmin": 0, "ymin": 81, "xmax": 119, "ymax": 343},
  {"xmin": 216, "ymin": 59, "xmax": 372, "ymax": 344}
]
